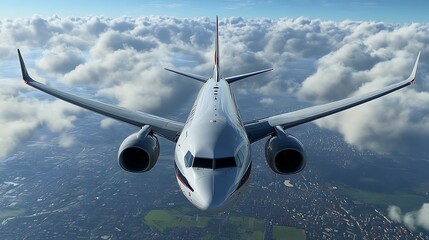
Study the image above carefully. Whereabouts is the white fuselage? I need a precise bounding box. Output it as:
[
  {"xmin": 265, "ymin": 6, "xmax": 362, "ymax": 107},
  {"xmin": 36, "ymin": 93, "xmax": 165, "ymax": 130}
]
[{"xmin": 174, "ymin": 75, "xmax": 251, "ymax": 211}]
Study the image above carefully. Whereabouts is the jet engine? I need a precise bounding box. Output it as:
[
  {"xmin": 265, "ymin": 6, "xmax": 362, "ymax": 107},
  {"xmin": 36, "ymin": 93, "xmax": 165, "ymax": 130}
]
[
  {"xmin": 118, "ymin": 126, "xmax": 160, "ymax": 173},
  {"xmin": 265, "ymin": 127, "xmax": 306, "ymax": 175}
]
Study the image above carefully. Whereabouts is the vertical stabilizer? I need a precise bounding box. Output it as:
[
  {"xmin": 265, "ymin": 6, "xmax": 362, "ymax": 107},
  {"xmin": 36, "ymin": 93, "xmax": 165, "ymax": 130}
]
[{"xmin": 214, "ymin": 16, "xmax": 220, "ymax": 82}]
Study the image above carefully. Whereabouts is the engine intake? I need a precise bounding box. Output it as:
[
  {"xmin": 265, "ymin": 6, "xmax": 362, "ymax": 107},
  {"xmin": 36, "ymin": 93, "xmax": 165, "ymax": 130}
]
[
  {"xmin": 265, "ymin": 128, "xmax": 306, "ymax": 175},
  {"xmin": 118, "ymin": 126, "xmax": 160, "ymax": 173}
]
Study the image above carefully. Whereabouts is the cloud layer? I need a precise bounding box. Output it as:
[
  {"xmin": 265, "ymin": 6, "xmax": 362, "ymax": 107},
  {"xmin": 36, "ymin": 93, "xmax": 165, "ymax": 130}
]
[
  {"xmin": 388, "ymin": 204, "xmax": 429, "ymax": 231},
  {"xmin": 1, "ymin": 16, "xmax": 429, "ymax": 159},
  {"xmin": 0, "ymin": 79, "xmax": 80, "ymax": 157}
]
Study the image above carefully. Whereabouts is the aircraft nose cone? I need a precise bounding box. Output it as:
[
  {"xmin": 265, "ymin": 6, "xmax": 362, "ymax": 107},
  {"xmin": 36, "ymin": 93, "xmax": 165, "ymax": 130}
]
[{"xmin": 195, "ymin": 175, "xmax": 232, "ymax": 211}]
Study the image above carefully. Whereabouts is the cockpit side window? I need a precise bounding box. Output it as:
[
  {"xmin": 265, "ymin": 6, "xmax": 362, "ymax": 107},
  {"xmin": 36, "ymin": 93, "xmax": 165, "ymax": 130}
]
[
  {"xmin": 184, "ymin": 151, "xmax": 194, "ymax": 168},
  {"xmin": 235, "ymin": 148, "xmax": 245, "ymax": 167}
]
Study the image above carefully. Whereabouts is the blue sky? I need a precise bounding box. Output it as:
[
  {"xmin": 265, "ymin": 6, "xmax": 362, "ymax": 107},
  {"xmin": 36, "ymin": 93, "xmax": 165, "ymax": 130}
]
[{"xmin": 1, "ymin": 0, "xmax": 428, "ymax": 23}]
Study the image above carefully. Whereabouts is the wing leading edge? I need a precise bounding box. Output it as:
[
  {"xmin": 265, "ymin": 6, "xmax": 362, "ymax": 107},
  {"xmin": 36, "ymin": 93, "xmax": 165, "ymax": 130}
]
[
  {"xmin": 245, "ymin": 52, "xmax": 421, "ymax": 143},
  {"xmin": 17, "ymin": 49, "xmax": 184, "ymax": 142}
]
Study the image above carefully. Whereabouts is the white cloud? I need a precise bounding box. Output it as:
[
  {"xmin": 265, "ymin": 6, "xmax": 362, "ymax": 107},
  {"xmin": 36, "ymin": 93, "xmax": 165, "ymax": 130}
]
[
  {"xmin": 298, "ymin": 21, "xmax": 429, "ymax": 154},
  {"xmin": 259, "ymin": 97, "xmax": 274, "ymax": 105},
  {"xmin": 387, "ymin": 205, "xmax": 402, "ymax": 222},
  {"xmin": 37, "ymin": 46, "xmax": 85, "ymax": 74},
  {"xmin": 1, "ymin": 16, "xmax": 429, "ymax": 159},
  {"xmin": 0, "ymin": 80, "xmax": 80, "ymax": 158},
  {"xmin": 388, "ymin": 204, "xmax": 429, "ymax": 231},
  {"xmin": 58, "ymin": 133, "xmax": 75, "ymax": 148}
]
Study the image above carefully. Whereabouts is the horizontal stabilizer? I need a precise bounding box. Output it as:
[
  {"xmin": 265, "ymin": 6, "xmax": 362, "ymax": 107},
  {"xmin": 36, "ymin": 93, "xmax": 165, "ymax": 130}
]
[
  {"xmin": 225, "ymin": 68, "xmax": 273, "ymax": 83},
  {"xmin": 164, "ymin": 68, "xmax": 208, "ymax": 83}
]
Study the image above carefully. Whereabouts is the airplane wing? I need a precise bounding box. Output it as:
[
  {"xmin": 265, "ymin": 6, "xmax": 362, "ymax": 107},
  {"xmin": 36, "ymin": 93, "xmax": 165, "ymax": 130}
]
[
  {"xmin": 18, "ymin": 49, "xmax": 184, "ymax": 142},
  {"xmin": 245, "ymin": 52, "xmax": 421, "ymax": 143}
]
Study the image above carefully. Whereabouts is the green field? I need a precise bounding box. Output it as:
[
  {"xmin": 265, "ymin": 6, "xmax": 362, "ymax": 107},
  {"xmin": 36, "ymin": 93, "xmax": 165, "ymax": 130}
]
[
  {"xmin": 221, "ymin": 216, "xmax": 265, "ymax": 240},
  {"xmin": 0, "ymin": 208, "xmax": 26, "ymax": 220},
  {"xmin": 273, "ymin": 226, "xmax": 306, "ymax": 240},
  {"xmin": 144, "ymin": 209, "xmax": 210, "ymax": 233},
  {"xmin": 337, "ymin": 187, "xmax": 429, "ymax": 211},
  {"xmin": 143, "ymin": 209, "xmax": 306, "ymax": 240}
]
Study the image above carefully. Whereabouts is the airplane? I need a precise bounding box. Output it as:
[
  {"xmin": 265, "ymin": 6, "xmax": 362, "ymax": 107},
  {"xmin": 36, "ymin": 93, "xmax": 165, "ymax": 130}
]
[{"xmin": 18, "ymin": 16, "xmax": 420, "ymax": 211}]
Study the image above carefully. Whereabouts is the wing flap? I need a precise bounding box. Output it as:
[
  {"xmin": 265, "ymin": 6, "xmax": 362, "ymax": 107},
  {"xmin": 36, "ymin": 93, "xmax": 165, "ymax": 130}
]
[
  {"xmin": 18, "ymin": 49, "xmax": 184, "ymax": 142},
  {"xmin": 245, "ymin": 52, "xmax": 420, "ymax": 143}
]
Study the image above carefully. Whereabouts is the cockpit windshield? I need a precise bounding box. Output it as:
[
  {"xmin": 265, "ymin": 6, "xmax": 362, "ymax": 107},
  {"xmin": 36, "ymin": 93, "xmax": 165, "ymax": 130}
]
[
  {"xmin": 214, "ymin": 157, "xmax": 236, "ymax": 168},
  {"xmin": 192, "ymin": 157, "xmax": 213, "ymax": 168},
  {"xmin": 191, "ymin": 156, "xmax": 237, "ymax": 169}
]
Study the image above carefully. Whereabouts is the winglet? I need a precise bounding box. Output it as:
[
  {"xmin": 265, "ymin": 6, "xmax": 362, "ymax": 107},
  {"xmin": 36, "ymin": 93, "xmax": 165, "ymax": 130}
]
[
  {"xmin": 17, "ymin": 49, "xmax": 35, "ymax": 84},
  {"xmin": 408, "ymin": 51, "xmax": 421, "ymax": 84}
]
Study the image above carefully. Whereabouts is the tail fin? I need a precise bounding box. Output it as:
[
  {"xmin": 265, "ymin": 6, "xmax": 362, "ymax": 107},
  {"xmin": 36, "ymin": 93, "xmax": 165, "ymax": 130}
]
[
  {"xmin": 214, "ymin": 16, "xmax": 220, "ymax": 82},
  {"xmin": 164, "ymin": 16, "xmax": 219, "ymax": 83},
  {"xmin": 165, "ymin": 16, "xmax": 272, "ymax": 84},
  {"xmin": 212, "ymin": 17, "xmax": 272, "ymax": 83}
]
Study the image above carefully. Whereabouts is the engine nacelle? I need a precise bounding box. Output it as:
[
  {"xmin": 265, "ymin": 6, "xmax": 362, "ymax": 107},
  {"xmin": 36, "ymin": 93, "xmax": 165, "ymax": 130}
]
[
  {"xmin": 265, "ymin": 129, "xmax": 306, "ymax": 175},
  {"xmin": 118, "ymin": 126, "xmax": 160, "ymax": 173}
]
